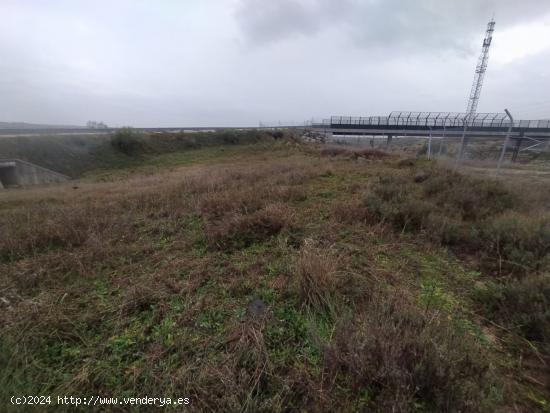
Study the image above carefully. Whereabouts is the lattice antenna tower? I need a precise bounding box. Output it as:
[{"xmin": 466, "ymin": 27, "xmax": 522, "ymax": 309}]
[{"xmin": 465, "ymin": 19, "xmax": 495, "ymax": 119}]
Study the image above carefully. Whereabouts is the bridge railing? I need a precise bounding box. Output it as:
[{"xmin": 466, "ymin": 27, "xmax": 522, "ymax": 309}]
[{"xmin": 329, "ymin": 112, "xmax": 550, "ymax": 129}]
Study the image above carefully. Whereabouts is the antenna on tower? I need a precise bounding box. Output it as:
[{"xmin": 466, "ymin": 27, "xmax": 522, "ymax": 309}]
[{"xmin": 465, "ymin": 19, "xmax": 495, "ymax": 118}]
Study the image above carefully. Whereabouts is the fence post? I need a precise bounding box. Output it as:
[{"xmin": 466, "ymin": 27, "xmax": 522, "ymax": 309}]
[
  {"xmin": 455, "ymin": 120, "xmax": 469, "ymax": 169},
  {"xmin": 496, "ymin": 109, "xmax": 514, "ymax": 176},
  {"xmin": 438, "ymin": 126, "xmax": 446, "ymax": 156},
  {"xmin": 511, "ymin": 131, "xmax": 524, "ymax": 162},
  {"xmin": 427, "ymin": 128, "xmax": 432, "ymax": 159}
]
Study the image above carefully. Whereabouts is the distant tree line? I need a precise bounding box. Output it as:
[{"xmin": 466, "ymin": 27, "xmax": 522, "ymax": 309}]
[{"xmin": 86, "ymin": 121, "xmax": 108, "ymax": 129}]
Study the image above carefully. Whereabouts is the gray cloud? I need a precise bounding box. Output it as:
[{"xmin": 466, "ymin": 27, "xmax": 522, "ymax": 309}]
[
  {"xmin": 236, "ymin": 0, "xmax": 550, "ymax": 54},
  {"xmin": 1, "ymin": 1, "xmax": 550, "ymax": 126}
]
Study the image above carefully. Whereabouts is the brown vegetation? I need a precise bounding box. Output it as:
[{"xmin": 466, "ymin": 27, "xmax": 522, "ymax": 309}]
[
  {"xmin": 1, "ymin": 141, "xmax": 549, "ymax": 412},
  {"xmin": 295, "ymin": 240, "xmax": 339, "ymax": 310},
  {"xmin": 323, "ymin": 293, "xmax": 494, "ymax": 412}
]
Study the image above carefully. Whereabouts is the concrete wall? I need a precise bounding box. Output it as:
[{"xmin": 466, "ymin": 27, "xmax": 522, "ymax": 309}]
[
  {"xmin": 0, "ymin": 159, "xmax": 69, "ymax": 188},
  {"xmin": 0, "ymin": 161, "xmax": 18, "ymax": 186}
]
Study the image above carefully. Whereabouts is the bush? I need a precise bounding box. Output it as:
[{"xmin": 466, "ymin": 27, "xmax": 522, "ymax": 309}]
[
  {"xmin": 361, "ymin": 169, "xmax": 548, "ymax": 275},
  {"xmin": 330, "ymin": 200, "xmax": 370, "ymax": 224},
  {"xmin": 423, "ymin": 170, "xmax": 518, "ymax": 221},
  {"xmin": 271, "ymin": 130, "xmax": 284, "ymax": 139},
  {"xmin": 110, "ymin": 129, "xmax": 271, "ymax": 156},
  {"xmin": 479, "ymin": 213, "xmax": 550, "ymax": 275},
  {"xmin": 475, "ymin": 274, "xmax": 550, "ymax": 344},
  {"xmin": 353, "ymin": 148, "xmax": 389, "ymax": 160},
  {"xmin": 397, "ymin": 158, "xmax": 417, "ymax": 168},
  {"xmin": 425, "ymin": 213, "xmax": 481, "ymax": 248},
  {"xmin": 220, "ymin": 130, "xmax": 239, "ymax": 144},
  {"xmin": 324, "ymin": 294, "xmax": 495, "ymax": 412},
  {"xmin": 110, "ymin": 127, "xmax": 148, "ymax": 155},
  {"xmin": 0, "ymin": 204, "xmax": 116, "ymax": 263},
  {"xmin": 320, "ymin": 146, "xmax": 349, "ymax": 157},
  {"xmin": 205, "ymin": 204, "xmax": 293, "ymax": 249},
  {"xmin": 295, "ymin": 241, "xmax": 338, "ymax": 309},
  {"xmin": 389, "ymin": 198, "xmax": 433, "ymax": 231},
  {"xmin": 370, "ymin": 175, "xmax": 411, "ymax": 202},
  {"xmin": 363, "ymin": 176, "xmax": 433, "ymax": 231}
]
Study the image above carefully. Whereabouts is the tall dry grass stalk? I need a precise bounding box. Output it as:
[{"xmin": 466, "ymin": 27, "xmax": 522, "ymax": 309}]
[{"xmin": 295, "ymin": 239, "xmax": 339, "ymax": 310}]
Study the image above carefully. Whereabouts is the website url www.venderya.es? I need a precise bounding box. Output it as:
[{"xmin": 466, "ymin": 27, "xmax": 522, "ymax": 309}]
[{"xmin": 10, "ymin": 395, "xmax": 191, "ymax": 408}]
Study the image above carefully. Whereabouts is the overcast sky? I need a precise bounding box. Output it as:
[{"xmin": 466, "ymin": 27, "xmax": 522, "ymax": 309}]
[{"xmin": 1, "ymin": 0, "xmax": 550, "ymax": 126}]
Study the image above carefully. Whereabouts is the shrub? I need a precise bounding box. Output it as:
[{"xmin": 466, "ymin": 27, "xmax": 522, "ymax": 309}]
[
  {"xmin": 295, "ymin": 241, "xmax": 338, "ymax": 309},
  {"xmin": 271, "ymin": 130, "xmax": 284, "ymax": 139},
  {"xmin": 388, "ymin": 198, "xmax": 435, "ymax": 231},
  {"xmin": 205, "ymin": 204, "xmax": 293, "ymax": 249},
  {"xmin": 320, "ymin": 146, "xmax": 349, "ymax": 157},
  {"xmin": 199, "ymin": 190, "xmax": 264, "ymax": 220},
  {"xmin": 475, "ymin": 274, "xmax": 550, "ymax": 344},
  {"xmin": 330, "ymin": 200, "xmax": 370, "ymax": 224},
  {"xmin": 479, "ymin": 213, "xmax": 550, "ymax": 275},
  {"xmin": 353, "ymin": 148, "xmax": 389, "ymax": 159},
  {"xmin": 111, "ymin": 127, "xmax": 148, "ymax": 155},
  {"xmin": 362, "ymin": 169, "xmax": 546, "ymax": 275},
  {"xmin": 220, "ymin": 130, "xmax": 239, "ymax": 144},
  {"xmin": 363, "ymin": 176, "xmax": 434, "ymax": 232},
  {"xmin": 370, "ymin": 175, "xmax": 411, "ymax": 202},
  {"xmin": 0, "ymin": 205, "xmax": 115, "ymax": 262},
  {"xmin": 425, "ymin": 213, "xmax": 481, "ymax": 248},
  {"xmin": 323, "ymin": 294, "xmax": 495, "ymax": 412},
  {"xmin": 423, "ymin": 170, "xmax": 518, "ymax": 221},
  {"xmin": 397, "ymin": 158, "xmax": 417, "ymax": 168}
]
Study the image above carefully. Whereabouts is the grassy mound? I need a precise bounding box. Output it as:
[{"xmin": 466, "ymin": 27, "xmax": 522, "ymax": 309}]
[{"xmin": 0, "ymin": 129, "xmax": 280, "ymax": 177}]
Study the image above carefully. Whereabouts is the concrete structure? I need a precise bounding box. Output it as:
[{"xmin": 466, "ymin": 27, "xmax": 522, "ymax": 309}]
[{"xmin": 0, "ymin": 159, "xmax": 69, "ymax": 188}]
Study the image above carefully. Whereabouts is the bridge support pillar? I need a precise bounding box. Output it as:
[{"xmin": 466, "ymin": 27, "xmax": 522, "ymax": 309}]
[{"xmin": 386, "ymin": 135, "xmax": 393, "ymax": 147}]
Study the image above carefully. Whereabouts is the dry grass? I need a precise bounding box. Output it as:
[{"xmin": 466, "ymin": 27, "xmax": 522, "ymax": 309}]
[
  {"xmin": 204, "ymin": 203, "xmax": 295, "ymax": 249},
  {"xmin": 323, "ymin": 293, "xmax": 494, "ymax": 412},
  {"xmin": 363, "ymin": 164, "xmax": 550, "ymax": 276},
  {"xmin": 295, "ymin": 240, "xmax": 339, "ymax": 309},
  {"xmin": 319, "ymin": 145, "xmax": 391, "ymax": 161},
  {"xmin": 1, "ymin": 141, "xmax": 549, "ymax": 411}
]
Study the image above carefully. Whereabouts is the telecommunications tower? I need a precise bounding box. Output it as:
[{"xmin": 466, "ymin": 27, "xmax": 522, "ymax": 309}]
[{"xmin": 465, "ymin": 19, "xmax": 495, "ymax": 118}]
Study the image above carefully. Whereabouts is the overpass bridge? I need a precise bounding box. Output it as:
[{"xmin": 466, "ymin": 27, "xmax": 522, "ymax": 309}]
[{"xmin": 311, "ymin": 111, "xmax": 550, "ymax": 161}]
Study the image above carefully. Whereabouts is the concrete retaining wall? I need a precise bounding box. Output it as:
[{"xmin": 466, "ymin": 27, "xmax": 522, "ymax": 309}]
[{"xmin": 0, "ymin": 159, "xmax": 69, "ymax": 188}]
